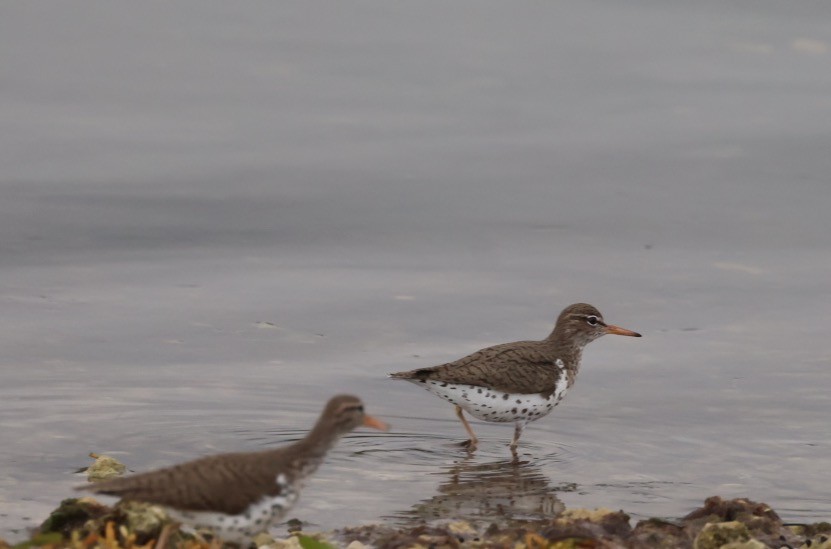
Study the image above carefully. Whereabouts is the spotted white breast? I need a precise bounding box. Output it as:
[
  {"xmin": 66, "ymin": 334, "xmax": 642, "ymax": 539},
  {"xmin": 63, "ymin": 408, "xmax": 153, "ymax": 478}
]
[
  {"xmin": 166, "ymin": 474, "xmax": 299, "ymax": 543},
  {"xmin": 411, "ymin": 359, "xmax": 570, "ymax": 424}
]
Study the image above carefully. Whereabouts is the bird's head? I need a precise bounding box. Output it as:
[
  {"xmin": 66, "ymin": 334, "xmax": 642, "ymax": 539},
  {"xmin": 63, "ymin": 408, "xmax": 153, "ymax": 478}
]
[{"xmin": 552, "ymin": 303, "xmax": 641, "ymax": 347}]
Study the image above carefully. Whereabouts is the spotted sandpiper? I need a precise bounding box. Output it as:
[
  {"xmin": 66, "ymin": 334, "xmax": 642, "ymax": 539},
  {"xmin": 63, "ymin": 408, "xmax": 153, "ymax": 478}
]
[
  {"xmin": 390, "ymin": 303, "xmax": 640, "ymax": 450},
  {"xmin": 78, "ymin": 395, "xmax": 388, "ymax": 544}
]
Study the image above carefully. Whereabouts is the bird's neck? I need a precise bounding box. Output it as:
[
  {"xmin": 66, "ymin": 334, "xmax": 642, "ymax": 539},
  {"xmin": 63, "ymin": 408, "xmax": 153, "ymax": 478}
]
[
  {"xmin": 544, "ymin": 330, "xmax": 586, "ymax": 373},
  {"xmin": 292, "ymin": 420, "xmax": 342, "ymax": 462},
  {"xmin": 267, "ymin": 424, "xmax": 341, "ymax": 482},
  {"xmin": 564, "ymin": 346, "xmax": 583, "ymax": 377}
]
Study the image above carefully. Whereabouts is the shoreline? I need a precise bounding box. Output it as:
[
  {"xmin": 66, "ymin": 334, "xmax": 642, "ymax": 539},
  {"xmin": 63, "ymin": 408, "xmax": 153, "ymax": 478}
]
[{"xmin": 7, "ymin": 495, "xmax": 830, "ymax": 549}]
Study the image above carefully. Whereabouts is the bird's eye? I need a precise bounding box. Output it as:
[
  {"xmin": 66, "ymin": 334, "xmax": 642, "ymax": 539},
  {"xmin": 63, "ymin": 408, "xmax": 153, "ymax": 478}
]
[{"xmin": 586, "ymin": 315, "xmax": 599, "ymax": 326}]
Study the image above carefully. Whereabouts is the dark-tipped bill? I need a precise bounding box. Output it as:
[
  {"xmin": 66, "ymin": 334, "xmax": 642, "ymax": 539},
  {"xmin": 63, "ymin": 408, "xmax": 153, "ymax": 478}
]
[
  {"xmin": 605, "ymin": 324, "xmax": 642, "ymax": 337},
  {"xmin": 362, "ymin": 415, "xmax": 390, "ymax": 431}
]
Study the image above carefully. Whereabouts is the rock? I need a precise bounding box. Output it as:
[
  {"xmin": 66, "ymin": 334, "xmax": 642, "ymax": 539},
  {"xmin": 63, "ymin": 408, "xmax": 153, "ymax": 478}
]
[
  {"xmin": 38, "ymin": 497, "xmax": 110, "ymax": 537},
  {"xmin": 787, "ymin": 522, "xmax": 831, "ymax": 538},
  {"xmin": 693, "ymin": 521, "xmax": 751, "ymax": 549},
  {"xmin": 683, "ymin": 496, "xmax": 781, "ymax": 528},
  {"xmin": 256, "ymin": 532, "xmax": 341, "ymax": 549},
  {"xmin": 253, "ymin": 532, "xmax": 278, "ymax": 547},
  {"xmin": 446, "ymin": 520, "xmax": 478, "ymax": 541},
  {"xmin": 683, "ymin": 496, "xmax": 800, "ymax": 547},
  {"xmin": 801, "ymin": 537, "xmax": 831, "ymax": 549},
  {"xmin": 541, "ymin": 507, "xmax": 632, "ymax": 543},
  {"xmin": 561, "ymin": 508, "xmax": 617, "ymax": 521},
  {"xmin": 631, "ymin": 518, "xmax": 690, "ymax": 548},
  {"xmin": 116, "ymin": 500, "xmax": 167, "ymax": 541},
  {"xmin": 86, "ymin": 453, "xmax": 127, "ymax": 482},
  {"xmin": 270, "ymin": 536, "xmax": 304, "ymax": 549},
  {"xmin": 720, "ymin": 541, "xmax": 767, "ymax": 549}
]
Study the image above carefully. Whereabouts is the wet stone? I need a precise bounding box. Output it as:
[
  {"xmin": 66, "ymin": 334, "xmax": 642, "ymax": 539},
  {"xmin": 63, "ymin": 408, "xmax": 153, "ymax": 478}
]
[{"xmin": 85, "ymin": 453, "xmax": 127, "ymax": 482}]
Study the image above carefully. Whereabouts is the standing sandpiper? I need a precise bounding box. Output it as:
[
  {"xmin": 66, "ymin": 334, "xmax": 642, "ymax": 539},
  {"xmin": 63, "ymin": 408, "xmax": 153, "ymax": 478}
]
[
  {"xmin": 390, "ymin": 303, "xmax": 640, "ymax": 450},
  {"xmin": 78, "ymin": 395, "xmax": 388, "ymax": 544}
]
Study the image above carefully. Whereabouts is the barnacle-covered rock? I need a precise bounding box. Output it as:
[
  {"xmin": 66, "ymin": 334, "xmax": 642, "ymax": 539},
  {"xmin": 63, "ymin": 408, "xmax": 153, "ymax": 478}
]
[{"xmin": 86, "ymin": 453, "xmax": 127, "ymax": 482}]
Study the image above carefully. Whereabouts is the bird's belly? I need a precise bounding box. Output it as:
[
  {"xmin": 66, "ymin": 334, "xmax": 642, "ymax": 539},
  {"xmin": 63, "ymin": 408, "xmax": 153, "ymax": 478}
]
[
  {"xmin": 416, "ymin": 380, "xmax": 568, "ymax": 424},
  {"xmin": 167, "ymin": 491, "xmax": 299, "ymax": 542}
]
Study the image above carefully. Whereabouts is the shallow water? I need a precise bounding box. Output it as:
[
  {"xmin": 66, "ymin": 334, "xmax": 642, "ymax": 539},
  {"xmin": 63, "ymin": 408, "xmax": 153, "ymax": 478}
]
[{"xmin": 2, "ymin": 0, "xmax": 831, "ymax": 542}]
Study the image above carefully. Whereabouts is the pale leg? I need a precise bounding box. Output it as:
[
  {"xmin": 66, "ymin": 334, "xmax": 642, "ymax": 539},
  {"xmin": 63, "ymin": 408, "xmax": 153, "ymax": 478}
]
[
  {"xmin": 154, "ymin": 522, "xmax": 180, "ymax": 549},
  {"xmin": 455, "ymin": 405, "xmax": 478, "ymax": 450},
  {"xmin": 510, "ymin": 422, "xmax": 525, "ymax": 450}
]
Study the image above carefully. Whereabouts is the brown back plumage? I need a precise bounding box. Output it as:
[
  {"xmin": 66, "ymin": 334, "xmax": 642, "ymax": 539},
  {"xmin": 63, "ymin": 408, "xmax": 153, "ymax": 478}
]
[
  {"xmin": 82, "ymin": 449, "xmax": 298, "ymax": 515},
  {"xmin": 78, "ymin": 394, "xmax": 386, "ymax": 515},
  {"xmin": 390, "ymin": 303, "xmax": 627, "ymax": 396},
  {"xmin": 391, "ymin": 339, "xmax": 569, "ymax": 397}
]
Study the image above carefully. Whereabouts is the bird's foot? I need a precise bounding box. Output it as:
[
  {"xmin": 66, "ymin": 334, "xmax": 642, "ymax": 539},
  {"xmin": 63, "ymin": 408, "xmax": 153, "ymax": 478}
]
[
  {"xmin": 459, "ymin": 438, "xmax": 478, "ymax": 452},
  {"xmin": 154, "ymin": 522, "xmax": 180, "ymax": 549},
  {"xmin": 524, "ymin": 532, "xmax": 549, "ymax": 549}
]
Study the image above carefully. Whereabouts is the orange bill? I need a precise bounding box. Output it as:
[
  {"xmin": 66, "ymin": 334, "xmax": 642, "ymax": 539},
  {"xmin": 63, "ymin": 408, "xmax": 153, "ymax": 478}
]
[
  {"xmin": 362, "ymin": 414, "xmax": 390, "ymax": 431},
  {"xmin": 605, "ymin": 324, "xmax": 642, "ymax": 337}
]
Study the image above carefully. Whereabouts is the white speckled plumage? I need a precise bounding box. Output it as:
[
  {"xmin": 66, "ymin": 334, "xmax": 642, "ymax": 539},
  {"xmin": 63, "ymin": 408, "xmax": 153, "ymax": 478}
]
[
  {"xmin": 414, "ymin": 357, "xmax": 569, "ymax": 424},
  {"xmin": 166, "ymin": 490, "xmax": 298, "ymax": 544}
]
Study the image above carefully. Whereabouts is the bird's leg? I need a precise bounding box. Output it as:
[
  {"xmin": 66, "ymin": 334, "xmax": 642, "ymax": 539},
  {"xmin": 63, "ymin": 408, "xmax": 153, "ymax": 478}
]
[
  {"xmin": 455, "ymin": 405, "xmax": 478, "ymax": 450},
  {"xmin": 525, "ymin": 532, "xmax": 549, "ymax": 549},
  {"xmin": 154, "ymin": 522, "xmax": 180, "ymax": 549},
  {"xmin": 510, "ymin": 422, "xmax": 525, "ymax": 450}
]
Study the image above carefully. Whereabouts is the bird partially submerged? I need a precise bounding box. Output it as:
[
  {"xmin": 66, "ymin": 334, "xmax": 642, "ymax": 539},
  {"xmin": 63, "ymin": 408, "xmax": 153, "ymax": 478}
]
[{"xmin": 78, "ymin": 395, "xmax": 388, "ymax": 545}]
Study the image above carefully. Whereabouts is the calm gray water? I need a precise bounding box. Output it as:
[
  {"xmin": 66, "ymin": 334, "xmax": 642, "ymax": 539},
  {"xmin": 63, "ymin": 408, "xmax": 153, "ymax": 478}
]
[{"xmin": 2, "ymin": 1, "xmax": 831, "ymax": 541}]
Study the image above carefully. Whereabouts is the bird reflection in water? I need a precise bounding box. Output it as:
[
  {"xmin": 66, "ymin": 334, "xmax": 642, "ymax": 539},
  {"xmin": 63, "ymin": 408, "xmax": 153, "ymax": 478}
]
[{"xmin": 392, "ymin": 456, "xmax": 573, "ymax": 527}]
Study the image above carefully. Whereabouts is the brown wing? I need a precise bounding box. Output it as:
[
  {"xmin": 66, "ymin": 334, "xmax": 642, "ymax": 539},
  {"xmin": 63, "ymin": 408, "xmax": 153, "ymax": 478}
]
[
  {"xmin": 78, "ymin": 451, "xmax": 289, "ymax": 515},
  {"xmin": 391, "ymin": 340, "xmax": 564, "ymax": 396}
]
